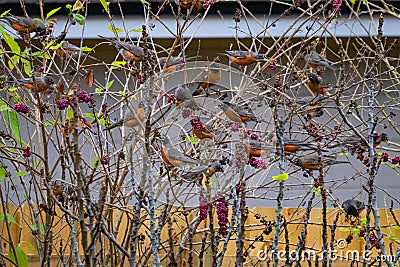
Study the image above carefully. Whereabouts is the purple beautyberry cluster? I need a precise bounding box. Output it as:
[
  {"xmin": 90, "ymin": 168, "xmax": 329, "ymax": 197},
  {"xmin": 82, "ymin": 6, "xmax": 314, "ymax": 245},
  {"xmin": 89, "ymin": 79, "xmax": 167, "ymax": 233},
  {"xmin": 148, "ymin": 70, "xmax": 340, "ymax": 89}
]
[
  {"xmin": 78, "ymin": 91, "xmax": 95, "ymax": 106},
  {"xmin": 214, "ymin": 194, "xmax": 228, "ymax": 236},
  {"xmin": 100, "ymin": 156, "xmax": 110, "ymax": 165},
  {"xmin": 191, "ymin": 118, "xmax": 206, "ymax": 132},
  {"xmin": 381, "ymin": 153, "xmax": 389, "ymax": 163},
  {"xmin": 250, "ymin": 133, "xmax": 258, "ymax": 140},
  {"xmin": 46, "ymin": 21, "xmax": 55, "ymax": 35},
  {"xmin": 248, "ymin": 157, "xmax": 267, "ymax": 169},
  {"xmin": 167, "ymin": 94, "xmax": 176, "ymax": 103},
  {"xmin": 56, "ymin": 99, "xmax": 70, "ymax": 110},
  {"xmin": 199, "ymin": 197, "xmax": 208, "ymax": 220},
  {"xmin": 230, "ymin": 123, "xmax": 239, "ymax": 132},
  {"xmin": 392, "ymin": 156, "xmax": 400, "ymax": 165},
  {"xmin": 137, "ymin": 75, "xmax": 144, "ymax": 84},
  {"xmin": 332, "ymin": 0, "xmax": 342, "ymax": 12},
  {"xmin": 181, "ymin": 108, "xmax": 191, "ymax": 118},
  {"xmin": 202, "ymin": 0, "xmax": 215, "ymax": 8},
  {"xmin": 22, "ymin": 147, "xmax": 32, "ymax": 157},
  {"xmin": 359, "ymin": 229, "xmax": 380, "ymax": 249},
  {"xmin": 304, "ymin": 123, "xmax": 323, "ymax": 142},
  {"xmin": 14, "ymin": 103, "xmax": 30, "ymax": 114},
  {"xmin": 267, "ymin": 58, "xmax": 278, "ymax": 71}
]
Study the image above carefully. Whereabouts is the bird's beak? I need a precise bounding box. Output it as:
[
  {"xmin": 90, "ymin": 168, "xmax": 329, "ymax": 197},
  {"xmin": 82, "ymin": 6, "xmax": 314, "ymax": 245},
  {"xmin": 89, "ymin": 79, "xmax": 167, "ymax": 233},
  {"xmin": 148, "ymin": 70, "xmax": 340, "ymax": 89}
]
[
  {"xmin": 214, "ymin": 105, "xmax": 221, "ymax": 109},
  {"xmin": 49, "ymin": 84, "xmax": 57, "ymax": 92},
  {"xmin": 385, "ymin": 140, "xmax": 389, "ymax": 145},
  {"xmin": 155, "ymin": 137, "xmax": 161, "ymax": 140}
]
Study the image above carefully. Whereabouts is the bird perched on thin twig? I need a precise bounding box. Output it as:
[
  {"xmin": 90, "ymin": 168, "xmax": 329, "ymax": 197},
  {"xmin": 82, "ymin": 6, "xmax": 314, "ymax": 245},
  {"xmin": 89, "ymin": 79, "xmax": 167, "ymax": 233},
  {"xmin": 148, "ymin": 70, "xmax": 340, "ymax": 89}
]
[
  {"xmin": 191, "ymin": 118, "xmax": 215, "ymax": 140},
  {"xmin": 98, "ymin": 35, "xmax": 148, "ymax": 62},
  {"xmin": 17, "ymin": 76, "xmax": 57, "ymax": 94},
  {"xmin": 291, "ymin": 154, "xmax": 349, "ymax": 170},
  {"xmin": 304, "ymin": 45, "xmax": 337, "ymax": 71},
  {"xmin": 342, "ymin": 199, "xmax": 365, "ymax": 218},
  {"xmin": 1, "ymin": 14, "xmax": 46, "ymax": 36},
  {"xmin": 216, "ymin": 102, "xmax": 259, "ymax": 124},
  {"xmin": 245, "ymin": 139, "xmax": 273, "ymax": 157},
  {"xmin": 328, "ymin": 132, "xmax": 389, "ymax": 151},
  {"xmin": 266, "ymin": 132, "xmax": 325, "ymax": 153},
  {"xmin": 175, "ymin": 84, "xmax": 198, "ymax": 109},
  {"xmin": 306, "ymin": 73, "xmax": 331, "ymax": 95},
  {"xmin": 157, "ymin": 136, "xmax": 201, "ymax": 167},
  {"xmin": 56, "ymin": 41, "xmax": 98, "ymax": 61},
  {"xmin": 104, "ymin": 103, "xmax": 144, "ymax": 131},
  {"xmin": 180, "ymin": 162, "xmax": 223, "ymax": 183},
  {"xmin": 158, "ymin": 55, "xmax": 200, "ymax": 72},
  {"xmin": 224, "ymin": 50, "xmax": 267, "ymax": 66}
]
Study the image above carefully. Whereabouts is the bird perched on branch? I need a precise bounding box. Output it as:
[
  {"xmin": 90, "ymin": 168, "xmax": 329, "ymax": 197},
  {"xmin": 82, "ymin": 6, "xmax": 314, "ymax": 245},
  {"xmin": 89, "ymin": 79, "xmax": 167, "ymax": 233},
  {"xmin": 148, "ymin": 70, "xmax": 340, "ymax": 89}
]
[
  {"xmin": 1, "ymin": 14, "xmax": 45, "ymax": 36},
  {"xmin": 175, "ymin": 84, "xmax": 198, "ymax": 109},
  {"xmin": 304, "ymin": 45, "xmax": 337, "ymax": 71},
  {"xmin": 104, "ymin": 103, "xmax": 144, "ymax": 131},
  {"xmin": 342, "ymin": 199, "xmax": 365, "ymax": 218},
  {"xmin": 18, "ymin": 76, "xmax": 57, "ymax": 94},
  {"xmin": 306, "ymin": 73, "xmax": 331, "ymax": 95},
  {"xmin": 175, "ymin": 0, "xmax": 202, "ymax": 13},
  {"xmin": 98, "ymin": 35, "xmax": 147, "ymax": 62},
  {"xmin": 266, "ymin": 132, "xmax": 325, "ymax": 153},
  {"xmin": 180, "ymin": 162, "xmax": 223, "ymax": 183},
  {"xmin": 157, "ymin": 136, "xmax": 201, "ymax": 167},
  {"xmin": 158, "ymin": 55, "xmax": 200, "ymax": 72},
  {"xmin": 216, "ymin": 102, "xmax": 259, "ymax": 124},
  {"xmin": 224, "ymin": 50, "xmax": 267, "ymax": 66},
  {"xmin": 245, "ymin": 140, "xmax": 273, "ymax": 157},
  {"xmin": 191, "ymin": 118, "xmax": 215, "ymax": 140},
  {"xmin": 291, "ymin": 154, "xmax": 349, "ymax": 170},
  {"xmin": 328, "ymin": 133, "xmax": 389, "ymax": 151},
  {"xmin": 56, "ymin": 41, "xmax": 97, "ymax": 60}
]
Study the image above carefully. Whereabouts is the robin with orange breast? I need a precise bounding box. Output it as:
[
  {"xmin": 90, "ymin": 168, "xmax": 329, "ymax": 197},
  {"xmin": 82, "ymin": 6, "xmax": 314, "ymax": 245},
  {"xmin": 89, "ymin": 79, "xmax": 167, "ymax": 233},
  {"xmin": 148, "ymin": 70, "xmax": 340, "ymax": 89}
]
[
  {"xmin": 304, "ymin": 45, "xmax": 337, "ymax": 71},
  {"xmin": 158, "ymin": 55, "xmax": 200, "ymax": 72},
  {"xmin": 176, "ymin": 0, "xmax": 202, "ymax": 12},
  {"xmin": 216, "ymin": 102, "xmax": 259, "ymax": 124},
  {"xmin": 98, "ymin": 35, "xmax": 147, "ymax": 62},
  {"xmin": 18, "ymin": 76, "xmax": 57, "ymax": 94},
  {"xmin": 342, "ymin": 199, "xmax": 365, "ymax": 218},
  {"xmin": 104, "ymin": 103, "xmax": 144, "ymax": 130},
  {"xmin": 180, "ymin": 162, "xmax": 223, "ymax": 183},
  {"xmin": 56, "ymin": 41, "xmax": 98, "ymax": 60},
  {"xmin": 224, "ymin": 50, "xmax": 267, "ymax": 66},
  {"xmin": 191, "ymin": 118, "xmax": 215, "ymax": 140},
  {"xmin": 306, "ymin": 73, "xmax": 330, "ymax": 95},
  {"xmin": 246, "ymin": 140, "xmax": 273, "ymax": 157},
  {"xmin": 157, "ymin": 136, "xmax": 201, "ymax": 167},
  {"xmin": 199, "ymin": 61, "xmax": 221, "ymax": 89},
  {"xmin": 292, "ymin": 154, "xmax": 349, "ymax": 170},
  {"xmin": 1, "ymin": 14, "xmax": 46, "ymax": 36},
  {"xmin": 267, "ymin": 132, "xmax": 325, "ymax": 153},
  {"xmin": 175, "ymin": 84, "xmax": 198, "ymax": 109}
]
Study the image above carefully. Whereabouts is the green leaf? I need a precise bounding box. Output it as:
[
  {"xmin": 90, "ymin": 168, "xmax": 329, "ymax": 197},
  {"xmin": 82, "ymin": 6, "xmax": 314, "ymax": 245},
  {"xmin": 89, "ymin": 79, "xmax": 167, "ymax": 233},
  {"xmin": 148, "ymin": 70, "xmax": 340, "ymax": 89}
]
[
  {"xmin": 107, "ymin": 25, "xmax": 123, "ymax": 34},
  {"xmin": 110, "ymin": 61, "xmax": 126, "ymax": 70},
  {"xmin": 8, "ymin": 55, "xmax": 20, "ymax": 70},
  {"xmin": 92, "ymin": 156, "xmax": 100, "ymax": 166},
  {"xmin": 314, "ymin": 186, "xmax": 321, "ymax": 196},
  {"xmin": 391, "ymin": 164, "xmax": 398, "ymax": 169},
  {"xmin": 360, "ymin": 217, "xmax": 366, "ymax": 226},
  {"xmin": 348, "ymin": 0, "xmax": 356, "ymax": 4},
  {"xmin": 15, "ymin": 171, "xmax": 27, "ymax": 177},
  {"xmin": 72, "ymin": 13, "xmax": 85, "ymax": 25},
  {"xmin": 100, "ymin": 0, "xmax": 110, "ymax": 12},
  {"xmin": 0, "ymin": 213, "xmax": 18, "ymax": 224},
  {"xmin": 9, "ymin": 244, "xmax": 28, "ymax": 267},
  {"xmin": 272, "ymin": 173, "xmax": 288, "ymax": 181},
  {"xmin": 140, "ymin": 0, "xmax": 149, "ymax": 4},
  {"xmin": 3, "ymin": 110, "xmax": 27, "ymax": 146},
  {"xmin": 30, "ymin": 224, "xmax": 45, "ymax": 235},
  {"xmin": 352, "ymin": 227, "xmax": 360, "ymax": 236},
  {"xmin": 394, "ymin": 225, "xmax": 400, "ymax": 233},
  {"xmin": 130, "ymin": 28, "xmax": 143, "ymax": 33},
  {"xmin": 66, "ymin": 4, "xmax": 72, "ymax": 9},
  {"xmin": 377, "ymin": 152, "xmax": 383, "ymax": 156},
  {"xmin": 46, "ymin": 7, "xmax": 62, "ymax": 20},
  {"xmin": 118, "ymin": 91, "xmax": 126, "ymax": 96},
  {"xmin": 84, "ymin": 112, "xmax": 96, "ymax": 119},
  {"xmin": 98, "ymin": 118, "xmax": 106, "ymax": 126},
  {"xmin": 25, "ymin": 242, "xmax": 38, "ymax": 255},
  {"xmin": 185, "ymin": 136, "xmax": 199, "ymax": 144},
  {"xmin": 43, "ymin": 120, "xmax": 53, "ymax": 127},
  {"xmin": 2, "ymin": 29, "xmax": 20, "ymax": 54},
  {"xmin": 66, "ymin": 108, "xmax": 74, "ymax": 120},
  {"xmin": 45, "ymin": 40, "xmax": 64, "ymax": 50},
  {"xmin": 77, "ymin": 46, "xmax": 92, "ymax": 52},
  {"xmin": 0, "ymin": 166, "xmax": 6, "ymax": 180},
  {"xmin": 0, "ymin": 104, "xmax": 9, "ymax": 111},
  {"xmin": 33, "ymin": 160, "xmax": 40, "ymax": 168},
  {"xmin": 95, "ymin": 88, "xmax": 102, "ymax": 93},
  {"xmin": 339, "ymin": 227, "xmax": 349, "ymax": 232},
  {"xmin": 339, "ymin": 152, "xmax": 348, "ymax": 156},
  {"xmin": 107, "ymin": 80, "xmax": 114, "ymax": 89},
  {"xmin": 32, "ymin": 51, "xmax": 51, "ymax": 59},
  {"xmin": 0, "ymin": 9, "xmax": 11, "ymax": 18}
]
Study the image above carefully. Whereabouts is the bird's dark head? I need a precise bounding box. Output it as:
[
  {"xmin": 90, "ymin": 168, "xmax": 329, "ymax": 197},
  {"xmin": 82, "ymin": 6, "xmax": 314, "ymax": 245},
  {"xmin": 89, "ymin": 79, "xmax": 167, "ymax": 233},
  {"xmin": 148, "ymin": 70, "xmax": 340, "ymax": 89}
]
[
  {"xmin": 292, "ymin": 157, "xmax": 301, "ymax": 167},
  {"xmin": 34, "ymin": 21, "xmax": 46, "ymax": 36},
  {"xmin": 380, "ymin": 133, "xmax": 389, "ymax": 144},
  {"xmin": 211, "ymin": 162, "xmax": 223, "ymax": 172}
]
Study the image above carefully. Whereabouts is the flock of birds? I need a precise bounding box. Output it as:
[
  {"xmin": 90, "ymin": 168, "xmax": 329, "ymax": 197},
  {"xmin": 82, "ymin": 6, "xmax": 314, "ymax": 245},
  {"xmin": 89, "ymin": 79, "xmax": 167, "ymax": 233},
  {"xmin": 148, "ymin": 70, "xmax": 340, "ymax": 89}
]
[{"xmin": 1, "ymin": 12, "xmax": 386, "ymax": 218}]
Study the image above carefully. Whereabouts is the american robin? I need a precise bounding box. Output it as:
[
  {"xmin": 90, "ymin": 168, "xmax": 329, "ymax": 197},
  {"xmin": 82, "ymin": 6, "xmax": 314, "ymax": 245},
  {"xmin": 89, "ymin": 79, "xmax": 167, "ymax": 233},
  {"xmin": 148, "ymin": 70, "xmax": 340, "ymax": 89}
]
[
  {"xmin": 304, "ymin": 45, "xmax": 337, "ymax": 71},
  {"xmin": 267, "ymin": 132, "xmax": 324, "ymax": 153},
  {"xmin": 18, "ymin": 76, "xmax": 57, "ymax": 94},
  {"xmin": 98, "ymin": 35, "xmax": 147, "ymax": 62},
  {"xmin": 1, "ymin": 14, "xmax": 46, "ymax": 36},
  {"xmin": 180, "ymin": 162, "xmax": 223, "ymax": 183},
  {"xmin": 199, "ymin": 61, "xmax": 221, "ymax": 89},
  {"xmin": 342, "ymin": 199, "xmax": 365, "ymax": 218},
  {"xmin": 328, "ymin": 132, "xmax": 389, "ymax": 150},
  {"xmin": 104, "ymin": 103, "xmax": 144, "ymax": 130},
  {"xmin": 158, "ymin": 55, "xmax": 200, "ymax": 72},
  {"xmin": 56, "ymin": 41, "xmax": 97, "ymax": 60},
  {"xmin": 216, "ymin": 102, "xmax": 259, "ymax": 124},
  {"xmin": 292, "ymin": 154, "xmax": 349, "ymax": 170},
  {"xmin": 176, "ymin": 0, "xmax": 202, "ymax": 12},
  {"xmin": 191, "ymin": 118, "xmax": 215, "ymax": 140},
  {"xmin": 224, "ymin": 50, "xmax": 267, "ymax": 66},
  {"xmin": 157, "ymin": 136, "xmax": 201, "ymax": 167},
  {"xmin": 175, "ymin": 84, "xmax": 197, "ymax": 109},
  {"xmin": 306, "ymin": 73, "xmax": 330, "ymax": 95},
  {"xmin": 246, "ymin": 140, "xmax": 273, "ymax": 157}
]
